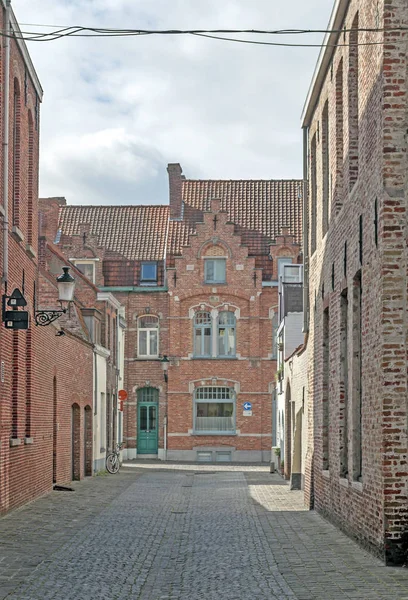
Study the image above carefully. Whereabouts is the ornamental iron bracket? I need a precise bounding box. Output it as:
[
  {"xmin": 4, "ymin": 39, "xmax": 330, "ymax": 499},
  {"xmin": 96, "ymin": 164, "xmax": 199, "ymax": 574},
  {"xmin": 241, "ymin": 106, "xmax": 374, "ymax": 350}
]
[{"xmin": 34, "ymin": 307, "xmax": 67, "ymax": 327}]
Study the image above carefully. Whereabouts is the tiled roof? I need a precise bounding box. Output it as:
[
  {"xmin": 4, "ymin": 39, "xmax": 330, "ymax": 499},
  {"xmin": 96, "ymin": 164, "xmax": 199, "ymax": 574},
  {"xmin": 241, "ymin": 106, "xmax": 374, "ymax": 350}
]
[
  {"xmin": 58, "ymin": 179, "xmax": 302, "ymax": 262},
  {"xmin": 58, "ymin": 205, "xmax": 169, "ymax": 260},
  {"xmin": 182, "ymin": 179, "xmax": 303, "ymax": 244},
  {"xmin": 167, "ymin": 220, "xmax": 194, "ymax": 257}
]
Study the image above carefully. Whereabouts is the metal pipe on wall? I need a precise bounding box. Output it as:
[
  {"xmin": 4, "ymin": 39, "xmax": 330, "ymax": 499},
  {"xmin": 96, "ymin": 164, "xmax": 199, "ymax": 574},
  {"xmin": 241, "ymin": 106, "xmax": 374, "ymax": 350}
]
[{"xmin": 2, "ymin": 0, "xmax": 11, "ymax": 287}]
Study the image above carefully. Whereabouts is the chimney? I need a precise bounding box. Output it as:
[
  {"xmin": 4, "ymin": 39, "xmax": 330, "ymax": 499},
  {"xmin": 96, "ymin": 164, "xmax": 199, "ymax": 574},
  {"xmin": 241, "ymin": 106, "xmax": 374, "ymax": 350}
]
[
  {"xmin": 167, "ymin": 163, "xmax": 184, "ymax": 220},
  {"xmin": 38, "ymin": 197, "xmax": 66, "ymax": 240}
]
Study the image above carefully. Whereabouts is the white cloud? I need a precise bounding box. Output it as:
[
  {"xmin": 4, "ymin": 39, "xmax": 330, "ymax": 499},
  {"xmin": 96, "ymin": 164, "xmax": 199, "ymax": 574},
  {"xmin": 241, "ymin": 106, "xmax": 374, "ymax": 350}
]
[{"xmin": 14, "ymin": 0, "xmax": 332, "ymax": 204}]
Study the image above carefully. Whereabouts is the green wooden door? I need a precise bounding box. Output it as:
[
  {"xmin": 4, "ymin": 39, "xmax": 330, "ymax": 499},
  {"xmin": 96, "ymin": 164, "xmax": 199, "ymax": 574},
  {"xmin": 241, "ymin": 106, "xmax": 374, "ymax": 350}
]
[{"xmin": 137, "ymin": 388, "xmax": 159, "ymax": 454}]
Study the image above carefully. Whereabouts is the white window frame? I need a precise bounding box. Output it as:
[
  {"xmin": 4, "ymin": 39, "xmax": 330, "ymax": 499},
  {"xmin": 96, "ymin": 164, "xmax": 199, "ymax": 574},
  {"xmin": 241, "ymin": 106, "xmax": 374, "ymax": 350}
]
[
  {"xmin": 204, "ymin": 258, "xmax": 226, "ymax": 284},
  {"xmin": 137, "ymin": 315, "xmax": 159, "ymax": 358},
  {"xmin": 193, "ymin": 386, "xmax": 236, "ymax": 434},
  {"xmin": 71, "ymin": 259, "xmax": 97, "ymax": 284},
  {"xmin": 277, "ymin": 257, "xmax": 293, "ymax": 282},
  {"xmin": 217, "ymin": 311, "xmax": 236, "ymax": 357},
  {"xmin": 193, "ymin": 311, "xmax": 212, "ymax": 357}
]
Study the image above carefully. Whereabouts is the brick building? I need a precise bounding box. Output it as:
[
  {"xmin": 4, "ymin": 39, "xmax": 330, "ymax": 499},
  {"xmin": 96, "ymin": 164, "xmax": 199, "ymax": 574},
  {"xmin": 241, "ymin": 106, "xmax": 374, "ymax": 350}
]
[
  {"xmin": 301, "ymin": 0, "xmax": 408, "ymax": 564},
  {"xmin": 0, "ymin": 4, "xmax": 123, "ymax": 514},
  {"xmin": 57, "ymin": 164, "xmax": 303, "ymax": 463},
  {"xmin": 39, "ymin": 197, "xmax": 126, "ymax": 473}
]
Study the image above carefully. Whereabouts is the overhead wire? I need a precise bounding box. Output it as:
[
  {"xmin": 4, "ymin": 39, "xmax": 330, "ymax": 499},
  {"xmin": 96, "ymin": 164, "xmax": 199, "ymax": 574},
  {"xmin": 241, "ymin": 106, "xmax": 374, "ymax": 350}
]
[{"xmin": 1, "ymin": 24, "xmax": 406, "ymax": 47}]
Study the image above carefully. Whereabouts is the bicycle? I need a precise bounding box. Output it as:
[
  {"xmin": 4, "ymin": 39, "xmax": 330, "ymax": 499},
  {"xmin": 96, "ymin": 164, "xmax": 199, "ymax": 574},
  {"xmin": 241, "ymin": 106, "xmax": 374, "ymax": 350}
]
[{"xmin": 106, "ymin": 443, "xmax": 124, "ymax": 474}]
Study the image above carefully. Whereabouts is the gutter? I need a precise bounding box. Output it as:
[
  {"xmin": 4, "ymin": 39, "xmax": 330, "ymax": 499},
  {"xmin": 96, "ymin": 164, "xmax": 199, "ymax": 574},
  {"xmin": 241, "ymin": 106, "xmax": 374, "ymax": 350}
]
[
  {"xmin": 9, "ymin": 5, "xmax": 43, "ymax": 99},
  {"xmin": 302, "ymin": 126, "xmax": 309, "ymax": 333},
  {"xmin": 301, "ymin": 0, "xmax": 350, "ymax": 127}
]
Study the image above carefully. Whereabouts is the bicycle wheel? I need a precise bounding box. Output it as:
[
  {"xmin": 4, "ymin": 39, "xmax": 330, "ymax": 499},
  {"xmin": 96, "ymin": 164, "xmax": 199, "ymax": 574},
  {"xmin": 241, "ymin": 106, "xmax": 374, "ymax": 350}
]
[{"xmin": 106, "ymin": 453, "xmax": 119, "ymax": 474}]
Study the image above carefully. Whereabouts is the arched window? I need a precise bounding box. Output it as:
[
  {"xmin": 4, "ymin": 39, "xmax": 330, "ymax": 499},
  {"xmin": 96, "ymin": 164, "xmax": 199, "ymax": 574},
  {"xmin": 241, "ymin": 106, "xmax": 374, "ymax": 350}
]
[
  {"xmin": 194, "ymin": 311, "xmax": 212, "ymax": 357},
  {"xmin": 137, "ymin": 315, "xmax": 159, "ymax": 358},
  {"xmin": 217, "ymin": 311, "xmax": 236, "ymax": 357}
]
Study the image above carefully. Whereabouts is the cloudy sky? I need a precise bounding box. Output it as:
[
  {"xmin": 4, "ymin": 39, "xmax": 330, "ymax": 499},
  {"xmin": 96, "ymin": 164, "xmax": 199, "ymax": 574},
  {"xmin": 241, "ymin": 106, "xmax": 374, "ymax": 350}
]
[{"xmin": 15, "ymin": 0, "xmax": 332, "ymax": 205}]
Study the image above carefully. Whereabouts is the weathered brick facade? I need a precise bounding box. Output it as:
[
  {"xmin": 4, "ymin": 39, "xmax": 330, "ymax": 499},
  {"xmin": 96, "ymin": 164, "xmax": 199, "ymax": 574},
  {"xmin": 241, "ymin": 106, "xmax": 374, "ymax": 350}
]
[{"xmin": 302, "ymin": 0, "xmax": 408, "ymax": 565}]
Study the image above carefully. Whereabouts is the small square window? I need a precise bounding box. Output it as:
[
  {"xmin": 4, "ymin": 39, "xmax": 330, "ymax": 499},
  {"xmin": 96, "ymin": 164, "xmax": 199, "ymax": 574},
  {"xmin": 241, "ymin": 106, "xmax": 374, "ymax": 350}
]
[
  {"xmin": 75, "ymin": 262, "xmax": 95, "ymax": 283},
  {"xmin": 141, "ymin": 262, "xmax": 157, "ymax": 285},
  {"xmin": 204, "ymin": 259, "xmax": 226, "ymax": 284}
]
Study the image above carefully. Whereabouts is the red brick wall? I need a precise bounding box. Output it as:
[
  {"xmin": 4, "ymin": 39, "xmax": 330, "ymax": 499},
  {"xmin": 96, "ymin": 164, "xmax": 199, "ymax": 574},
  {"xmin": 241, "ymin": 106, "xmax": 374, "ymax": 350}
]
[{"xmin": 0, "ymin": 9, "xmax": 94, "ymax": 513}]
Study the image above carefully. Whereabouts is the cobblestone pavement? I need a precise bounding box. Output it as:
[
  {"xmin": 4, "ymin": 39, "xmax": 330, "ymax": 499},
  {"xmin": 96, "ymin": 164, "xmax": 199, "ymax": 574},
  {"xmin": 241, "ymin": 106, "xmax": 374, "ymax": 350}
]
[{"xmin": 1, "ymin": 463, "xmax": 408, "ymax": 600}]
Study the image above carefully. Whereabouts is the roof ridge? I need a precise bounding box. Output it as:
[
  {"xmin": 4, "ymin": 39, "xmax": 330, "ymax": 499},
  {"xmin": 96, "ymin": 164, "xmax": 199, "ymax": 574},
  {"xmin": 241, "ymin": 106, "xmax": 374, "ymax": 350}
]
[
  {"xmin": 183, "ymin": 178, "xmax": 303, "ymax": 183},
  {"xmin": 61, "ymin": 204, "xmax": 170, "ymax": 209}
]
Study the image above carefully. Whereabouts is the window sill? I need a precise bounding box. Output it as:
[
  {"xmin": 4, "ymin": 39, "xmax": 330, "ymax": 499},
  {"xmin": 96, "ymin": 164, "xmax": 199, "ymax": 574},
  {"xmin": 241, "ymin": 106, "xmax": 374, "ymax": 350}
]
[
  {"xmin": 25, "ymin": 437, "xmax": 34, "ymax": 445},
  {"xmin": 139, "ymin": 282, "xmax": 158, "ymax": 287},
  {"xmin": 193, "ymin": 432, "xmax": 236, "ymax": 436},
  {"xmin": 192, "ymin": 356, "xmax": 238, "ymax": 360},
  {"xmin": 351, "ymin": 480, "xmax": 363, "ymax": 493},
  {"xmin": 203, "ymin": 282, "xmax": 227, "ymax": 286},
  {"xmin": 11, "ymin": 226, "xmax": 24, "ymax": 243},
  {"xmin": 10, "ymin": 438, "xmax": 22, "ymax": 447},
  {"xmin": 25, "ymin": 244, "xmax": 37, "ymax": 259},
  {"xmin": 136, "ymin": 356, "xmax": 160, "ymax": 360}
]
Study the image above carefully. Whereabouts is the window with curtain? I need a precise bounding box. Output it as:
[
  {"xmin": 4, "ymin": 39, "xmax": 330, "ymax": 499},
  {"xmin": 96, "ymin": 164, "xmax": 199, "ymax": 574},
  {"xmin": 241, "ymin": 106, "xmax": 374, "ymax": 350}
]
[
  {"xmin": 217, "ymin": 311, "xmax": 236, "ymax": 357},
  {"xmin": 194, "ymin": 312, "xmax": 212, "ymax": 357},
  {"xmin": 204, "ymin": 258, "xmax": 226, "ymax": 283},
  {"xmin": 138, "ymin": 315, "xmax": 159, "ymax": 357},
  {"xmin": 194, "ymin": 387, "xmax": 235, "ymax": 433}
]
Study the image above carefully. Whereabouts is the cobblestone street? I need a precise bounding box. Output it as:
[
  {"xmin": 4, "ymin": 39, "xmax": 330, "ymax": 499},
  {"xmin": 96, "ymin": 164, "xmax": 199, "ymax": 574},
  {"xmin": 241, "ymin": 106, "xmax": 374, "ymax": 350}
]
[{"xmin": 1, "ymin": 464, "xmax": 408, "ymax": 600}]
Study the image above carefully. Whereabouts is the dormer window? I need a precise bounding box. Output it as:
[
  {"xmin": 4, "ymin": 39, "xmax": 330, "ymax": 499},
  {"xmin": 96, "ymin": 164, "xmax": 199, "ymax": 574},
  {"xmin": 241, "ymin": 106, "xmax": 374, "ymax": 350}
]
[
  {"xmin": 70, "ymin": 259, "xmax": 97, "ymax": 284},
  {"xmin": 141, "ymin": 262, "xmax": 158, "ymax": 285},
  {"xmin": 76, "ymin": 262, "xmax": 94, "ymax": 282}
]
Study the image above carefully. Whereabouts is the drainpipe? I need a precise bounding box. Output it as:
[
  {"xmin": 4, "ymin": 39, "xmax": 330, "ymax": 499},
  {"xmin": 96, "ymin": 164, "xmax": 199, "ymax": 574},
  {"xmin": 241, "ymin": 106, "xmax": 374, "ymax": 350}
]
[
  {"xmin": 163, "ymin": 415, "xmax": 167, "ymax": 461},
  {"xmin": 2, "ymin": 0, "xmax": 11, "ymax": 288},
  {"xmin": 302, "ymin": 126, "xmax": 309, "ymax": 333}
]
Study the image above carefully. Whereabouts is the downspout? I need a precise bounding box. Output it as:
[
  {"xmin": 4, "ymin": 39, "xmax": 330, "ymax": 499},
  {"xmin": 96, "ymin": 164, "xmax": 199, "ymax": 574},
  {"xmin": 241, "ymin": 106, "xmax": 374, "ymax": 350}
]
[
  {"xmin": 163, "ymin": 414, "xmax": 167, "ymax": 461},
  {"xmin": 93, "ymin": 348, "xmax": 98, "ymax": 473},
  {"xmin": 302, "ymin": 126, "xmax": 309, "ymax": 333},
  {"xmin": 2, "ymin": 0, "xmax": 11, "ymax": 288}
]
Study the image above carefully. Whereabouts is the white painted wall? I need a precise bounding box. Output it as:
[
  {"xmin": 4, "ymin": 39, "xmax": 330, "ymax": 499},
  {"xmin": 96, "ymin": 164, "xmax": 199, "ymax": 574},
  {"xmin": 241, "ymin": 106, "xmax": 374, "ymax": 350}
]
[
  {"xmin": 117, "ymin": 307, "xmax": 126, "ymax": 459},
  {"xmin": 93, "ymin": 345, "xmax": 110, "ymax": 472}
]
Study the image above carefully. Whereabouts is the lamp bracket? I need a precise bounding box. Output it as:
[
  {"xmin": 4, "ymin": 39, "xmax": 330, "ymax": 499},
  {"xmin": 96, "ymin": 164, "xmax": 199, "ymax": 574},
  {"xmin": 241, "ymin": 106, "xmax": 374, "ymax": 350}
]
[{"xmin": 34, "ymin": 308, "xmax": 67, "ymax": 327}]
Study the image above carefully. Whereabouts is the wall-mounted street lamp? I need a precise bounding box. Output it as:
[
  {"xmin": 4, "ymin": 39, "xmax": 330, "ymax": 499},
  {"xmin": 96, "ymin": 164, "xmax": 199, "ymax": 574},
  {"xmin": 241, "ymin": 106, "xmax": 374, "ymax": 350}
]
[
  {"xmin": 35, "ymin": 267, "xmax": 76, "ymax": 326},
  {"xmin": 161, "ymin": 355, "xmax": 170, "ymax": 383}
]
